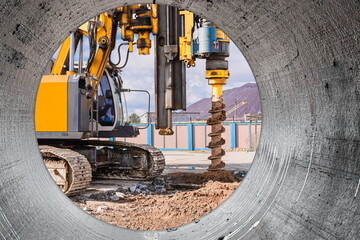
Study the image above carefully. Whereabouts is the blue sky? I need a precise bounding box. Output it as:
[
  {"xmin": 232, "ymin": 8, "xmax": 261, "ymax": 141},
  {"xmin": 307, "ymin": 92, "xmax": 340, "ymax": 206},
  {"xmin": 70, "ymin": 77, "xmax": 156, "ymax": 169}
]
[{"xmin": 61, "ymin": 30, "xmax": 255, "ymax": 118}]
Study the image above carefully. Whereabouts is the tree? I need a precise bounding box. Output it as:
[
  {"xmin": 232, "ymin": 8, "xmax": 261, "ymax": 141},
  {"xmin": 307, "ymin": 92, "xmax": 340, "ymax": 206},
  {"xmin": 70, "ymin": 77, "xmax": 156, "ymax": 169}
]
[{"xmin": 129, "ymin": 113, "xmax": 140, "ymax": 124}]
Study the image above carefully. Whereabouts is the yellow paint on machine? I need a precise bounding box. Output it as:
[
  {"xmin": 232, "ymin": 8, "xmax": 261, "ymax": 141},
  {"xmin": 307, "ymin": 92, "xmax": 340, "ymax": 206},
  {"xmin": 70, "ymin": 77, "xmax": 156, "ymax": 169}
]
[
  {"xmin": 212, "ymin": 84, "xmax": 223, "ymax": 97},
  {"xmin": 51, "ymin": 36, "xmax": 70, "ymax": 75},
  {"xmin": 35, "ymin": 75, "xmax": 68, "ymax": 132}
]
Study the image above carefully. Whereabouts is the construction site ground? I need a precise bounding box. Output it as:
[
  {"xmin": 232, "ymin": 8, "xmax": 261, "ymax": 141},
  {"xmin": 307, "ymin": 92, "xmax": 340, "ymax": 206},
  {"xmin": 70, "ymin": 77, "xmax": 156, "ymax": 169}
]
[{"xmin": 70, "ymin": 150, "xmax": 254, "ymax": 230}]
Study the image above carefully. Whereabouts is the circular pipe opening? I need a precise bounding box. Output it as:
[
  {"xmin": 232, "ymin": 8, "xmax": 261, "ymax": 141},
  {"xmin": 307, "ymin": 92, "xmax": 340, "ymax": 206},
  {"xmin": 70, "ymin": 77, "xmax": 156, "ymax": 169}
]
[
  {"xmin": 0, "ymin": 0, "xmax": 358, "ymax": 239},
  {"xmin": 35, "ymin": 5, "xmax": 261, "ymax": 231}
]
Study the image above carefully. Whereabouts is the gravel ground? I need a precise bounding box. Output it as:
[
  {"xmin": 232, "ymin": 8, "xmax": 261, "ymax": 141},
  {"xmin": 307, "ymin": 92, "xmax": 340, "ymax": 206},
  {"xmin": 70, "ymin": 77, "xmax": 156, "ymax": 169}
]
[{"xmin": 71, "ymin": 170, "xmax": 245, "ymax": 230}]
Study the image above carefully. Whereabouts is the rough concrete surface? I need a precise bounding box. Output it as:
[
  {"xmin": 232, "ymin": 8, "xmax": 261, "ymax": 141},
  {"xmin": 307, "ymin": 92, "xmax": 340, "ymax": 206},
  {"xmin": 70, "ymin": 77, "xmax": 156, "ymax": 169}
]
[{"xmin": 0, "ymin": 0, "xmax": 359, "ymax": 240}]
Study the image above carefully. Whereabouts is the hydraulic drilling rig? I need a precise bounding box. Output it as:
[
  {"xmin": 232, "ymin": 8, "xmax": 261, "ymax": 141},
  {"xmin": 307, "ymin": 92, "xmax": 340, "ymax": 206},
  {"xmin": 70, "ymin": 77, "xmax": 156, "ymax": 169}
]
[{"xmin": 36, "ymin": 4, "xmax": 230, "ymax": 195}]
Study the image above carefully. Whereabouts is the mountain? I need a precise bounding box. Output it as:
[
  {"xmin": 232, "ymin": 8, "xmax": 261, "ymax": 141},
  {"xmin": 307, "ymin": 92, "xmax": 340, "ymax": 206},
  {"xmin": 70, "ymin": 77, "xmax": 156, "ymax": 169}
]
[{"xmin": 185, "ymin": 83, "xmax": 261, "ymax": 120}]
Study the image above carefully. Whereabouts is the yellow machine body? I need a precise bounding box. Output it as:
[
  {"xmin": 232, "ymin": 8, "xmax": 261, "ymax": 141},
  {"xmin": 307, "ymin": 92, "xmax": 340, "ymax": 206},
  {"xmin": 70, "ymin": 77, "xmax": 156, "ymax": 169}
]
[
  {"xmin": 179, "ymin": 10, "xmax": 195, "ymax": 67},
  {"xmin": 35, "ymin": 75, "xmax": 68, "ymax": 132},
  {"xmin": 36, "ymin": 6, "xmax": 160, "ymax": 136}
]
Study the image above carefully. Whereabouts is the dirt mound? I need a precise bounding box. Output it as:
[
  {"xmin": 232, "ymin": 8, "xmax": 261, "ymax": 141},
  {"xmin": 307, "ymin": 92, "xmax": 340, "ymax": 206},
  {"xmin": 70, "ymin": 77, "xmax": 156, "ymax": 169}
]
[
  {"xmin": 76, "ymin": 181, "xmax": 239, "ymax": 230},
  {"xmin": 167, "ymin": 170, "xmax": 239, "ymax": 185},
  {"xmin": 73, "ymin": 171, "xmax": 242, "ymax": 230}
]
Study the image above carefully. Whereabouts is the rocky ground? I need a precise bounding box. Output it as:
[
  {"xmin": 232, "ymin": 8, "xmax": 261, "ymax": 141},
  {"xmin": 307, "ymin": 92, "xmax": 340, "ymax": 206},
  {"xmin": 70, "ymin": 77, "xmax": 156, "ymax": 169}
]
[{"xmin": 71, "ymin": 170, "xmax": 247, "ymax": 230}]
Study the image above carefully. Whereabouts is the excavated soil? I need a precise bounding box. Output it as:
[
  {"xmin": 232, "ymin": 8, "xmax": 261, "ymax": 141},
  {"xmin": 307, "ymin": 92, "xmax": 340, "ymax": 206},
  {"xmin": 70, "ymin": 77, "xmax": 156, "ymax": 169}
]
[
  {"xmin": 73, "ymin": 170, "xmax": 241, "ymax": 230},
  {"xmin": 166, "ymin": 170, "xmax": 239, "ymax": 184}
]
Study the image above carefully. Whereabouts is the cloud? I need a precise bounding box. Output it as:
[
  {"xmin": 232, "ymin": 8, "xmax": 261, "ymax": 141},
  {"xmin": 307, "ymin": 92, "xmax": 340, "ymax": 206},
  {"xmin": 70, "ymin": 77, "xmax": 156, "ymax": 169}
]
[
  {"xmin": 120, "ymin": 74, "xmax": 155, "ymax": 115},
  {"xmin": 133, "ymin": 108, "xmax": 147, "ymax": 117}
]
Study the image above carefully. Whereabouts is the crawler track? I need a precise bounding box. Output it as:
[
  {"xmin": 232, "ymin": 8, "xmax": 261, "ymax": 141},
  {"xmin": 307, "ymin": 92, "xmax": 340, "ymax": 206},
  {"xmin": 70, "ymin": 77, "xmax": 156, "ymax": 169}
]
[
  {"xmin": 40, "ymin": 145, "xmax": 92, "ymax": 196},
  {"xmin": 74, "ymin": 140, "xmax": 166, "ymax": 180},
  {"xmin": 40, "ymin": 140, "xmax": 165, "ymax": 195}
]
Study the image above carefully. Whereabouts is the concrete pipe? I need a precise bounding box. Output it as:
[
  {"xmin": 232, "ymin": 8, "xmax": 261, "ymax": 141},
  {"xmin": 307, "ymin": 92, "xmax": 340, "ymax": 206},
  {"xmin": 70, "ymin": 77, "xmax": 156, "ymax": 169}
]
[{"xmin": 0, "ymin": 0, "xmax": 359, "ymax": 239}]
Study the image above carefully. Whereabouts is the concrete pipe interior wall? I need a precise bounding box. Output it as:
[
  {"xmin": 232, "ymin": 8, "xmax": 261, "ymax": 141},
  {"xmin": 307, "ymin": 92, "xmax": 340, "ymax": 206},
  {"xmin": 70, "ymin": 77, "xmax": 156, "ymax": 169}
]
[{"xmin": 0, "ymin": 0, "xmax": 359, "ymax": 239}]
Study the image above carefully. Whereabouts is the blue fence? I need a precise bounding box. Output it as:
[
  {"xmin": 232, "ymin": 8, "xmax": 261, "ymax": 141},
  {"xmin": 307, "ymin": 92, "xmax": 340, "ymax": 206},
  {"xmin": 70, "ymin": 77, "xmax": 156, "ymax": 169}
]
[{"xmin": 127, "ymin": 122, "xmax": 261, "ymax": 151}]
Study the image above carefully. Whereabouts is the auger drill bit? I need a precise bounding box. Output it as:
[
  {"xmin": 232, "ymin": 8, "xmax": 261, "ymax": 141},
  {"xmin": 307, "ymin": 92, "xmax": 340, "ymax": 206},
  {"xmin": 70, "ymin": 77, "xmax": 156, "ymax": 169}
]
[
  {"xmin": 207, "ymin": 96, "xmax": 226, "ymax": 170},
  {"xmin": 206, "ymin": 58, "xmax": 229, "ymax": 171}
]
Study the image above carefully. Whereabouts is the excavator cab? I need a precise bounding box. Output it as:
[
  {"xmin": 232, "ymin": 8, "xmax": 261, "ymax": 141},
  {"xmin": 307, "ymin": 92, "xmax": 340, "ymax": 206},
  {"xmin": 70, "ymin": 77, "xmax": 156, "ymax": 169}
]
[
  {"xmin": 98, "ymin": 76, "xmax": 115, "ymax": 127},
  {"xmin": 35, "ymin": 68, "xmax": 139, "ymax": 139},
  {"xmin": 94, "ymin": 69, "xmax": 122, "ymax": 131},
  {"xmin": 93, "ymin": 68, "xmax": 140, "ymax": 138}
]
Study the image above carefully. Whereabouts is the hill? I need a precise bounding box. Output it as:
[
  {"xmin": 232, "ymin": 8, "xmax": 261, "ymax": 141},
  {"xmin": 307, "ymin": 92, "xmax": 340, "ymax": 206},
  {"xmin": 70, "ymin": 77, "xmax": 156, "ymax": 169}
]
[{"xmin": 186, "ymin": 83, "xmax": 261, "ymax": 120}]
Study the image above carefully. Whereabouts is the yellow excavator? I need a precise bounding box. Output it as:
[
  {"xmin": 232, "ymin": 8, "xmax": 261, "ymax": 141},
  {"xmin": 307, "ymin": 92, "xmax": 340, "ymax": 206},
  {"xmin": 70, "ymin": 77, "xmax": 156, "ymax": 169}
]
[{"xmin": 35, "ymin": 4, "xmax": 230, "ymax": 195}]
